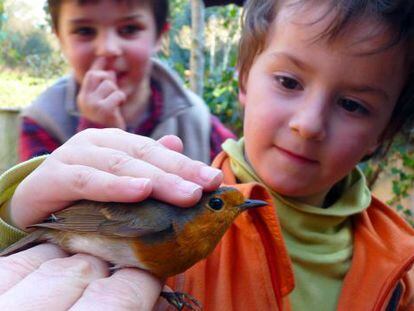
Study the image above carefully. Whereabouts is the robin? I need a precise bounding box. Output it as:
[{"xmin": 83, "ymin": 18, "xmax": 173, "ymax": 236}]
[{"xmin": 0, "ymin": 186, "xmax": 267, "ymax": 310}]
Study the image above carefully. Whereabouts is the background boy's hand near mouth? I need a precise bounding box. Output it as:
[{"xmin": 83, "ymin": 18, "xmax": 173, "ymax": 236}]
[{"xmin": 77, "ymin": 57, "xmax": 126, "ymax": 129}]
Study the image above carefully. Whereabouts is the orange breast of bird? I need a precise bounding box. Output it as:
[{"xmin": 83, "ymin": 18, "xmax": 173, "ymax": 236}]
[{"xmin": 131, "ymin": 209, "xmax": 235, "ymax": 279}]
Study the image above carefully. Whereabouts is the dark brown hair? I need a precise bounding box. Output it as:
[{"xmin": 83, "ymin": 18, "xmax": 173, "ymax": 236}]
[
  {"xmin": 238, "ymin": 0, "xmax": 414, "ymax": 155},
  {"xmin": 47, "ymin": 0, "xmax": 169, "ymax": 37}
]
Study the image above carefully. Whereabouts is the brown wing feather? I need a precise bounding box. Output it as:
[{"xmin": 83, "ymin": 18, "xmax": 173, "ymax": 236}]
[{"xmin": 31, "ymin": 200, "xmax": 176, "ymax": 238}]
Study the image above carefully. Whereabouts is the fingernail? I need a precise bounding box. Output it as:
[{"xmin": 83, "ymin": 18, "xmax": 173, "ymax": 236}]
[
  {"xmin": 199, "ymin": 167, "xmax": 222, "ymax": 183},
  {"xmin": 177, "ymin": 180, "xmax": 202, "ymax": 196}
]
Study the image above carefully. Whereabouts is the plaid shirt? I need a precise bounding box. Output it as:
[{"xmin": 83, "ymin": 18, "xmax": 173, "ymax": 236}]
[{"xmin": 19, "ymin": 82, "xmax": 235, "ymax": 163}]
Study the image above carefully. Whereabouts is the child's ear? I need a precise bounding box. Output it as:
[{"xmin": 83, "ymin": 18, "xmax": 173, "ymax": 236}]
[
  {"xmin": 153, "ymin": 24, "xmax": 170, "ymax": 55},
  {"xmin": 153, "ymin": 36, "xmax": 163, "ymax": 55},
  {"xmin": 54, "ymin": 31, "xmax": 68, "ymax": 60},
  {"xmin": 238, "ymin": 88, "xmax": 247, "ymax": 107}
]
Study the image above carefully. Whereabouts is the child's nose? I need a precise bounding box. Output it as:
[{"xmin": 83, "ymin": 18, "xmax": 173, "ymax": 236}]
[
  {"xmin": 288, "ymin": 98, "xmax": 327, "ymax": 141},
  {"xmin": 96, "ymin": 30, "xmax": 122, "ymax": 58}
]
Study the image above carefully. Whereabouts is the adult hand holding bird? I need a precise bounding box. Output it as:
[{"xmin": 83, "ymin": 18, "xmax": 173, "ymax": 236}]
[{"xmin": 0, "ymin": 129, "xmax": 229, "ymax": 310}]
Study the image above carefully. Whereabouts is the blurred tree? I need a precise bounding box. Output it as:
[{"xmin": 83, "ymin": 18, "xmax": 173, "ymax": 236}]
[
  {"xmin": 162, "ymin": 2, "xmax": 242, "ymax": 134},
  {"xmin": 0, "ymin": 0, "xmax": 6, "ymax": 38},
  {"xmin": 0, "ymin": 1, "xmax": 64, "ymax": 78},
  {"xmin": 43, "ymin": 1, "xmax": 52, "ymax": 31},
  {"xmin": 190, "ymin": 0, "xmax": 206, "ymax": 95},
  {"xmin": 0, "ymin": 0, "xmax": 4, "ymax": 25},
  {"xmin": 160, "ymin": 0, "xmax": 191, "ymax": 78}
]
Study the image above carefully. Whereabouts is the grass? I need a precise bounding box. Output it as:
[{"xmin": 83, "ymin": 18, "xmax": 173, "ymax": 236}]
[{"xmin": 0, "ymin": 69, "xmax": 56, "ymax": 109}]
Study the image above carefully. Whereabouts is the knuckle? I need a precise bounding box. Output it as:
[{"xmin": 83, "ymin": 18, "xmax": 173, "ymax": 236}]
[
  {"xmin": 172, "ymin": 157, "xmax": 189, "ymax": 175},
  {"xmin": 70, "ymin": 168, "xmax": 95, "ymax": 193},
  {"xmin": 130, "ymin": 139, "xmax": 159, "ymax": 160},
  {"xmin": 51, "ymin": 144, "xmax": 73, "ymax": 159},
  {"xmin": 65, "ymin": 128, "xmax": 99, "ymax": 145},
  {"xmin": 151, "ymin": 172, "xmax": 165, "ymax": 185},
  {"xmin": 107, "ymin": 152, "xmax": 133, "ymax": 174}
]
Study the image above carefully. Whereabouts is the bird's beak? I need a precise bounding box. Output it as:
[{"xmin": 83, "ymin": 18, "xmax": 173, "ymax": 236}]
[{"xmin": 238, "ymin": 199, "xmax": 268, "ymax": 211}]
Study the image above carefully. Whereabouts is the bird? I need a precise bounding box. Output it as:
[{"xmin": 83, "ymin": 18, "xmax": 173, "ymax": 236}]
[{"xmin": 0, "ymin": 186, "xmax": 267, "ymax": 310}]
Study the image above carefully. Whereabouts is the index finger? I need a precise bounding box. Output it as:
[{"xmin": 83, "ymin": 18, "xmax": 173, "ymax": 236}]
[{"xmin": 90, "ymin": 57, "xmax": 106, "ymax": 71}]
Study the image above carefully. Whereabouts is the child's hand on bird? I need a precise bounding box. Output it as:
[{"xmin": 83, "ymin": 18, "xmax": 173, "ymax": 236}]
[
  {"xmin": 8, "ymin": 128, "xmax": 223, "ymax": 230},
  {"xmin": 0, "ymin": 243, "xmax": 162, "ymax": 310},
  {"xmin": 77, "ymin": 57, "xmax": 127, "ymax": 129}
]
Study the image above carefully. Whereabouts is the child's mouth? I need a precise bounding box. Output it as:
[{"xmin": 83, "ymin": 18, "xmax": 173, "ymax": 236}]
[
  {"xmin": 116, "ymin": 71, "xmax": 128, "ymax": 83},
  {"xmin": 275, "ymin": 146, "xmax": 319, "ymax": 164}
]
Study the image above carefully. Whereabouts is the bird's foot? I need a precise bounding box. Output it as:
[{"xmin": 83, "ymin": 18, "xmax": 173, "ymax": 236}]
[{"xmin": 160, "ymin": 291, "xmax": 202, "ymax": 310}]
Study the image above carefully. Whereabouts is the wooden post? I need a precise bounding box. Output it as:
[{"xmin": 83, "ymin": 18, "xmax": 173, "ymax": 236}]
[
  {"xmin": 0, "ymin": 107, "xmax": 20, "ymax": 173},
  {"xmin": 190, "ymin": 0, "xmax": 205, "ymax": 96}
]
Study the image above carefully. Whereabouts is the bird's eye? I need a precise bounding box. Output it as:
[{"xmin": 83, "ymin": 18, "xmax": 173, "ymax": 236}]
[{"xmin": 208, "ymin": 198, "xmax": 224, "ymax": 210}]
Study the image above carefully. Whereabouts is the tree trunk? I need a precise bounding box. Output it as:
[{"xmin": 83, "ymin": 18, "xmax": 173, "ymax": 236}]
[{"xmin": 190, "ymin": 0, "xmax": 205, "ymax": 96}]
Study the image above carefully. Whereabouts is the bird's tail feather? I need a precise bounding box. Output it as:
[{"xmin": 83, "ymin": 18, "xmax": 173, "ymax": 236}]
[{"xmin": 0, "ymin": 229, "xmax": 47, "ymax": 256}]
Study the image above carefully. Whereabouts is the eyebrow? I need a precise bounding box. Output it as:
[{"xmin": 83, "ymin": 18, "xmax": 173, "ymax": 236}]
[
  {"xmin": 69, "ymin": 14, "xmax": 145, "ymax": 25},
  {"xmin": 270, "ymin": 52, "xmax": 312, "ymax": 72},
  {"xmin": 269, "ymin": 52, "xmax": 390, "ymax": 102},
  {"xmin": 346, "ymin": 85, "xmax": 390, "ymax": 102}
]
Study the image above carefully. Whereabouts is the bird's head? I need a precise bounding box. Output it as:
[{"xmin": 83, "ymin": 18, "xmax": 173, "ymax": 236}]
[
  {"xmin": 163, "ymin": 187, "xmax": 268, "ymax": 276},
  {"xmin": 188, "ymin": 187, "xmax": 268, "ymax": 238},
  {"xmin": 200, "ymin": 186, "xmax": 267, "ymax": 215}
]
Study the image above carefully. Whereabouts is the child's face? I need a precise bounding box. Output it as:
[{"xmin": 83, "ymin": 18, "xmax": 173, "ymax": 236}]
[
  {"xmin": 56, "ymin": 0, "xmax": 160, "ymax": 99},
  {"xmin": 239, "ymin": 4, "xmax": 407, "ymax": 206}
]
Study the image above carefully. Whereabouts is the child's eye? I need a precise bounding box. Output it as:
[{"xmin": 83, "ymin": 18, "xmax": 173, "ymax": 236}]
[
  {"xmin": 274, "ymin": 75, "xmax": 303, "ymax": 91},
  {"xmin": 119, "ymin": 24, "xmax": 141, "ymax": 36},
  {"xmin": 73, "ymin": 27, "xmax": 96, "ymax": 37},
  {"xmin": 338, "ymin": 98, "xmax": 369, "ymax": 115}
]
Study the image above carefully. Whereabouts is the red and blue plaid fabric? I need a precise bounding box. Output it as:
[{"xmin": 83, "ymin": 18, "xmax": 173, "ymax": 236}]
[
  {"xmin": 19, "ymin": 82, "xmax": 235, "ymax": 162},
  {"xmin": 19, "ymin": 117, "xmax": 61, "ymax": 162}
]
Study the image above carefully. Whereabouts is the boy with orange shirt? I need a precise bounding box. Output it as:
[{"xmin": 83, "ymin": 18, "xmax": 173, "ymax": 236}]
[{"xmin": 163, "ymin": 0, "xmax": 414, "ymax": 309}]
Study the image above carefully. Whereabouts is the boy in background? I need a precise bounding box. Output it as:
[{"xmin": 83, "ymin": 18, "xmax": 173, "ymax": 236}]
[{"xmin": 19, "ymin": 0, "xmax": 234, "ymax": 164}]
